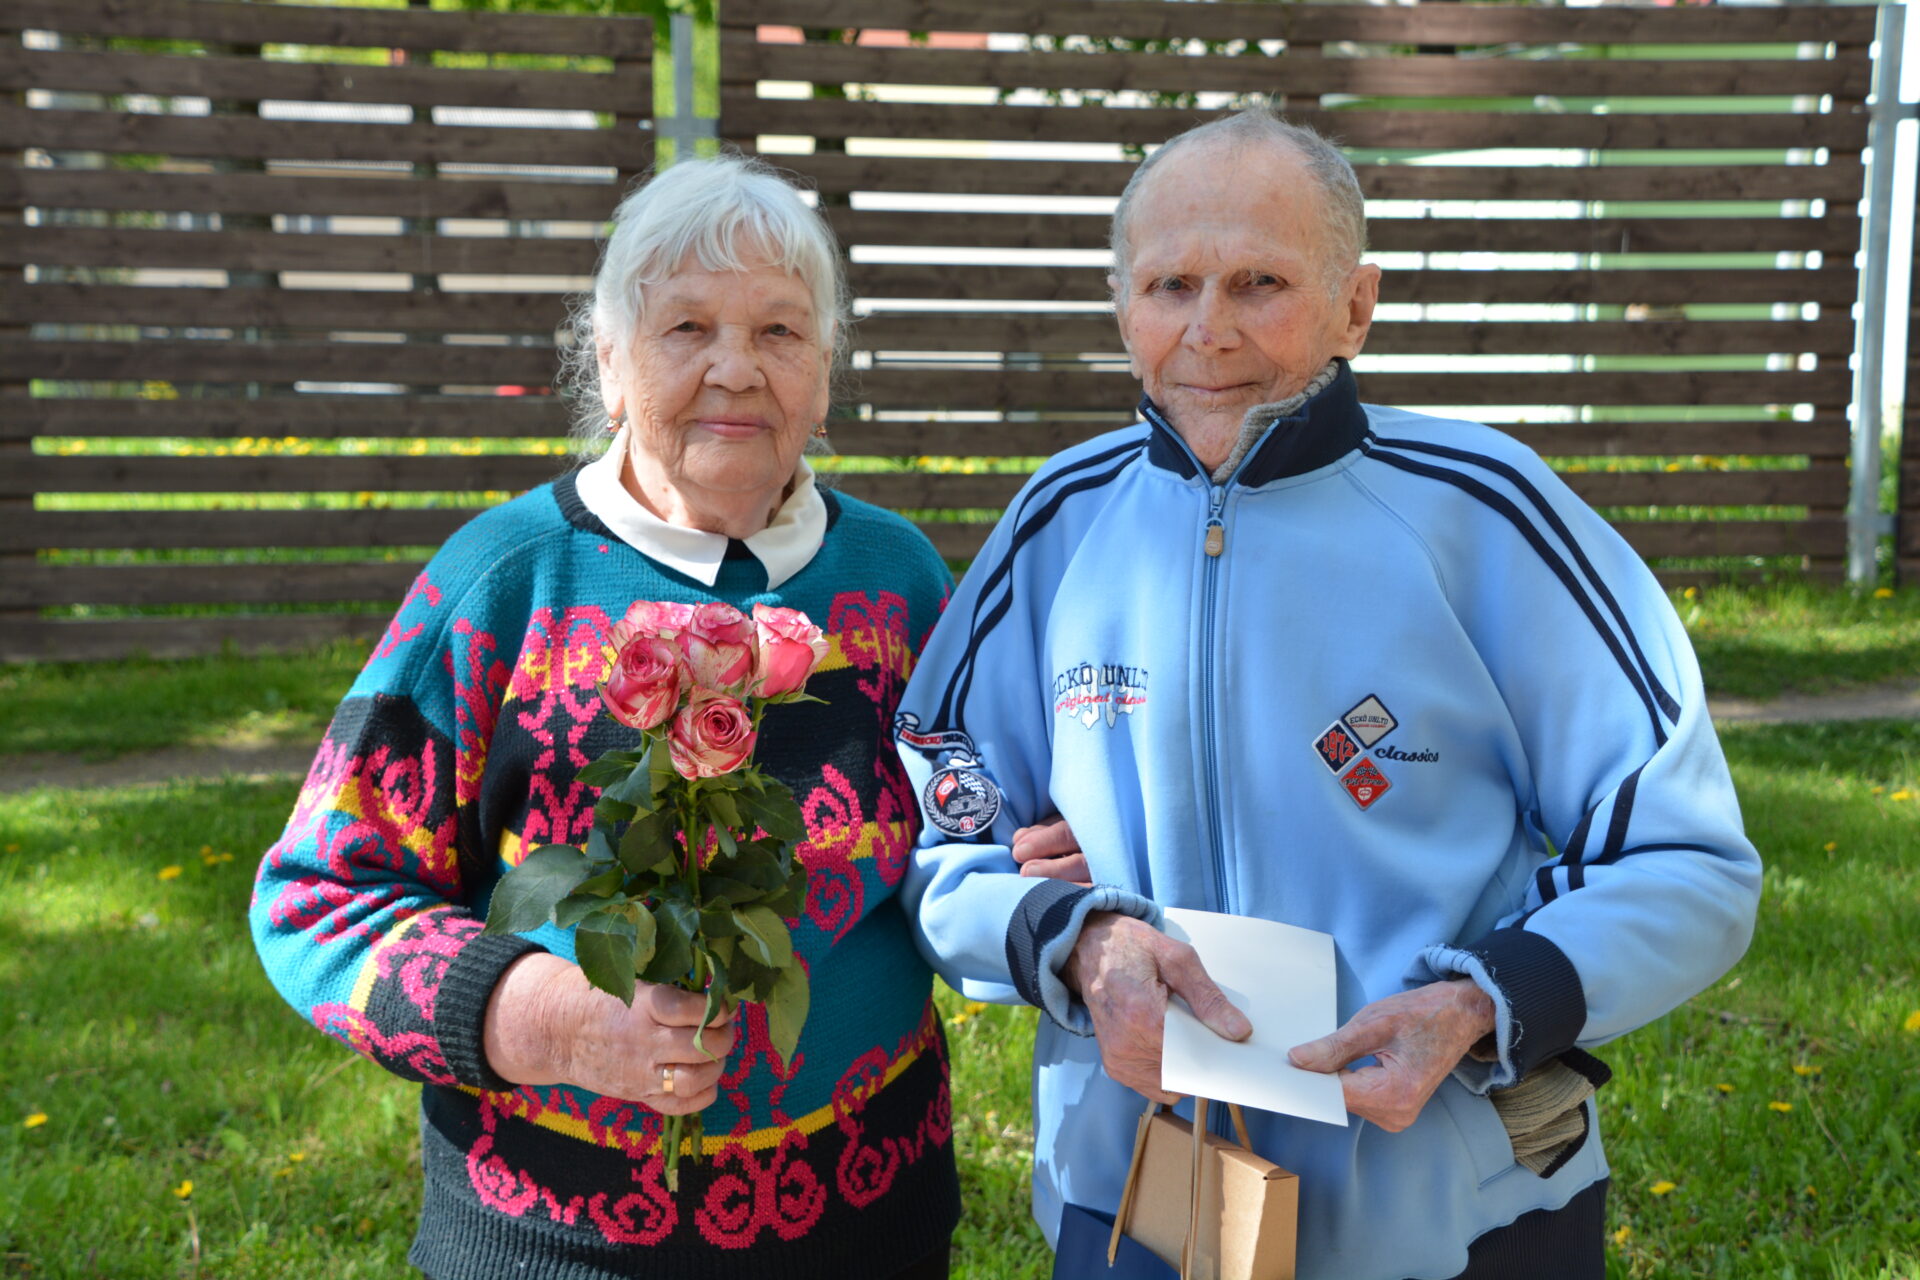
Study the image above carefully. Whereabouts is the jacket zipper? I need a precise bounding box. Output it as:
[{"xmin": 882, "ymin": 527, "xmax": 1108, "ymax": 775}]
[{"xmin": 1199, "ymin": 482, "xmax": 1233, "ymax": 918}]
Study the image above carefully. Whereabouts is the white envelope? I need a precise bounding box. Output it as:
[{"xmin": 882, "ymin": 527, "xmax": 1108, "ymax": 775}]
[{"xmin": 1159, "ymin": 906, "xmax": 1350, "ymax": 1127}]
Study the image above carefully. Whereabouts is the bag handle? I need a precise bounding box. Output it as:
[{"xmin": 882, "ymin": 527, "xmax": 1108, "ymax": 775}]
[{"xmin": 1109, "ymin": 1096, "xmax": 1258, "ymax": 1276}]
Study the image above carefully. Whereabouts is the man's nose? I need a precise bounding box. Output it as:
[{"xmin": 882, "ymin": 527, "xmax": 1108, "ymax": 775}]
[
  {"xmin": 1184, "ymin": 285, "xmax": 1238, "ymax": 351},
  {"xmin": 704, "ymin": 329, "xmax": 767, "ymax": 391}
]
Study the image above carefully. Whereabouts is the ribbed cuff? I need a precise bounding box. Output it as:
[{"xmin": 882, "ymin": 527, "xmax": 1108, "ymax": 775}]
[
  {"xmin": 1004, "ymin": 880, "xmax": 1160, "ymax": 1035},
  {"xmin": 1415, "ymin": 927, "xmax": 1586, "ymax": 1091},
  {"xmin": 436, "ymin": 931, "xmax": 550, "ymax": 1091}
]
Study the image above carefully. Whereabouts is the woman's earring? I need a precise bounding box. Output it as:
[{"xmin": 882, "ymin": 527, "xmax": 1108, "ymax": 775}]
[
  {"xmin": 607, "ymin": 410, "xmax": 626, "ymax": 434},
  {"xmin": 812, "ymin": 423, "xmax": 828, "ymax": 439}
]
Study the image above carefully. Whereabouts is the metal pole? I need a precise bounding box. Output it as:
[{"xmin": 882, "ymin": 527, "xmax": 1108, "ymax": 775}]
[
  {"xmin": 661, "ymin": 12, "xmax": 718, "ymax": 165},
  {"xmin": 1849, "ymin": 2, "xmax": 1907, "ymax": 585}
]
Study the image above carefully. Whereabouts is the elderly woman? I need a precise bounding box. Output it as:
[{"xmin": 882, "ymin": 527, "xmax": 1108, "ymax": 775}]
[{"xmin": 251, "ymin": 156, "xmax": 959, "ymax": 1279}]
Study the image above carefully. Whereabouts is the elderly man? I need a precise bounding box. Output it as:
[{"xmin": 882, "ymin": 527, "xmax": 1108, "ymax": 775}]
[{"xmin": 894, "ymin": 108, "xmax": 1761, "ymax": 1279}]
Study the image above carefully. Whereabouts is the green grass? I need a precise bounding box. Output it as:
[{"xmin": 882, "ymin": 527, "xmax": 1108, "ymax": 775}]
[
  {"xmin": 1676, "ymin": 584, "xmax": 1920, "ymax": 701},
  {"xmin": 1, "ymin": 721, "xmax": 1916, "ymax": 1278}
]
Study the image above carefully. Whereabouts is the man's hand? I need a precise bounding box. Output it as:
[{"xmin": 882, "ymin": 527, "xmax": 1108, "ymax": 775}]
[
  {"xmin": 1063, "ymin": 912, "xmax": 1251, "ymax": 1102},
  {"xmin": 1287, "ymin": 978, "xmax": 1495, "ymax": 1132},
  {"xmin": 1011, "ymin": 815, "xmax": 1089, "ymax": 886}
]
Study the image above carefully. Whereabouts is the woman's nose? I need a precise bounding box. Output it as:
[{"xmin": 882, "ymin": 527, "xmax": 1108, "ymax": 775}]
[{"xmin": 704, "ymin": 330, "xmax": 767, "ymax": 391}]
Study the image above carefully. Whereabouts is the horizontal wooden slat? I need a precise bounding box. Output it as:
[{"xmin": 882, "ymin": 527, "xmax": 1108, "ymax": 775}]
[
  {"xmin": 0, "ymin": 338, "xmax": 563, "ymax": 385},
  {"xmin": 5, "ymin": 394, "xmax": 570, "ymax": 440},
  {"xmin": 776, "ymin": 153, "xmax": 1864, "ymax": 202},
  {"xmin": 826, "ymin": 209, "xmax": 1862, "ymax": 256},
  {"xmin": 1, "ymin": 167, "xmax": 627, "ymax": 224},
  {"xmin": 1564, "ymin": 469, "xmax": 1845, "ymax": 507},
  {"xmin": 731, "ymin": 36, "xmax": 1869, "ymax": 99},
  {"xmin": 1, "ymin": 47, "xmax": 649, "ymax": 114},
  {"xmin": 824, "ymin": 417, "xmax": 1848, "ymax": 460},
  {"xmin": 0, "ymin": 615, "xmax": 394, "ymax": 663},
  {"xmin": 6, "ymin": 454, "xmax": 564, "ymax": 495},
  {"xmin": 846, "ymin": 264, "xmax": 1858, "ymax": 306},
  {"xmin": 1606, "ymin": 518, "xmax": 1843, "ymax": 558},
  {"xmin": 3, "ymin": 226, "xmax": 601, "ymax": 276},
  {"xmin": 0, "ymin": 283, "xmax": 578, "ymax": 335},
  {"xmin": 721, "ymin": 0, "xmax": 1878, "ymax": 47},
  {"xmin": 0, "ymin": 560, "xmax": 426, "ymax": 607},
  {"xmin": 846, "ymin": 368, "xmax": 1851, "ymax": 410},
  {"xmin": 856, "ymin": 315, "xmax": 1855, "ymax": 357},
  {"xmin": 3, "ymin": 104, "xmax": 653, "ymax": 169},
  {"xmin": 0, "ymin": 507, "xmax": 482, "ymax": 552},
  {"xmin": 729, "ymin": 97, "xmax": 1867, "ymax": 153},
  {"xmin": 6, "ymin": 0, "xmax": 656, "ymax": 59}
]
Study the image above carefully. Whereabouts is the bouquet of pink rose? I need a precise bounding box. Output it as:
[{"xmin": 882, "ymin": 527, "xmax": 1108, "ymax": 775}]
[{"xmin": 484, "ymin": 600, "xmax": 828, "ymax": 1189}]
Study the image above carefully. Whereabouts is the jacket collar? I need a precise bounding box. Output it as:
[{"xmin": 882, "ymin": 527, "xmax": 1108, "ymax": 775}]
[{"xmin": 1140, "ymin": 358, "xmax": 1369, "ymax": 487}]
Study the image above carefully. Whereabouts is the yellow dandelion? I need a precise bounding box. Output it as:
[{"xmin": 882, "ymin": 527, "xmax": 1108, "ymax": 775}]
[
  {"xmin": 1892, "ymin": 790, "xmax": 1913, "ymax": 802},
  {"xmin": 173, "ymin": 1179, "xmax": 193, "ymax": 1199},
  {"xmin": 1612, "ymin": 1224, "xmax": 1632, "ymax": 1246},
  {"xmin": 287, "ymin": 1152, "xmax": 305, "ymax": 1163},
  {"xmin": 1663, "ymin": 462, "xmax": 1683, "ymax": 473},
  {"xmin": 964, "ymin": 1001, "xmax": 990, "ymax": 1016},
  {"xmin": 357, "ymin": 1218, "xmax": 373, "ymax": 1235},
  {"xmin": 200, "ymin": 845, "xmax": 212, "ymax": 855},
  {"xmin": 1804, "ymin": 1185, "xmax": 1817, "ymax": 1197},
  {"xmin": 23, "ymin": 1113, "xmax": 48, "ymax": 1128},
  {"xmin": 5, "ymin": 842, "xmax": 19, "ymax": 852},
  {"xmin": 1768, "ymin": 1101, "xmax": 1793, "ymax": 1113},
  {"xmin": 273, "ymin": 1166, "xmax": 294, "ymax": 1179},
  {"xmin": 157, "ymin": 865, "xmax": 183, "ymax": 881},
  {"xmin": 1649, "ymin": 1180, "xmax": 1676, "ymax": 1196},
  {"xmin": 1791, "ymin": 1063, "xmax": 1821, "ymax": 1077},
  {"xmin": 1823, "ymin": 842, "xmax": 1837, "ymax": 853},
  {"xmin": 1872, "ymin": 786, "xmax": 1885, "ymax": 796},
  {"xmin": 1682, "ymin": 586, "xmax": 1698, "ymax": 600},
  {"xmin": 948, "ymin": 1014, "xmax": 970, "ymax": 1028},
  {"xmin": 1873, "ymin": 587, "xmax": 1894, "ymax": 599},
  {"xmin": 1903, "ymin": 1009, "xmax": 1920, "ymax": 1033},
  {"xmin": 1714, "ymin": 1082, "xmax": 1735, "ymax": 1093}
]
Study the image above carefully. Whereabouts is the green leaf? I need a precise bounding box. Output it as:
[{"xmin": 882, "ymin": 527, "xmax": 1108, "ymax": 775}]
[
  {"xmin": 586, "ymin": 826, "xmax": 617, "ymax": 867},
  {"xmin": 713, "ymin": 823, "xmax": 738, "ymax": 856},
  {"xmin": 619, "ymin": 810, "xmax": 677, "ymax": 874},
  {"xmin": 733, "ymin": 904, "xmax": 793, "ymax": 970},
  {"xmin": 595, "ymin": 796, "xmax": 637, "ymax": 825},
  {"xmin": 707, "ymin": 790, "xmax": 743, "ymax": 832},
  {"xmin": 483, "ymin": 844, "xmax": 588, "ymax": 935},
  {"xmin": 639, "ymin": 897, "xmax": 696, "ymax": 986},
  {"xmin": 604, "ymin": 760, "xmax": 656, "ymax": 809},
  {"xmin": 708, "ymin": 934, "xmax": 736, "ymax": 967},
  {"xmin": 696, "ymin": 954, "xmax": 731, "ymax": 1062},
  {"xmin": 574, "ymin": 915, "xmax": 638, "ymax": 1006},
  {"xmin": 699, "ymin": 874, "xmax": 762, "ymax": 906},
  {"xmin": 630, "ymin": 903, "xmax": 658, "ymax": 973},
  {"xmin": 575, "ymin": 756, "xmax": 635, "ymax": 790},
  {"xmin": 764, "ymin": 963, "xmax": 811, "ymax": 1069},
  {"xmin": 700, "ymin": 905, "xmax": 742, "ymax": 937},
  {"xmin": 736, "ymin": 787, "xmax": 806, "ymax": 844},
  {"xmin": 553, "ymin": 892, "xmax": 611, "ymax": 929},
  {"xmin": 576, "ymin": 866, "xmax": 624, "ymax": 897}
]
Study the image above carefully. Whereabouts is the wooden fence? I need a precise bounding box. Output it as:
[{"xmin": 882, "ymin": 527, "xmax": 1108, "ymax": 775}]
[
  {"xmin": 1, "ymin": 0, "xmax": 651, "ymax": 660},
  {"xmin": 722, "ymin": 0, "xmax": 1878, "ymax": 579},
  {"xmin": 0, "ymin": 0, "xmax": 1899, "ymax": 661}
]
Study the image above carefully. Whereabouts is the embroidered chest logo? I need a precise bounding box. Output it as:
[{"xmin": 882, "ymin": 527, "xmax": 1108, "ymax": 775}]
[
  {"xmin": 1052, "ymin": 661, "xmax": 1150, "ymax": 730},
  {"xmin": 1309, "ymin": 694, "xmax": 1436, "ymax": 812}
]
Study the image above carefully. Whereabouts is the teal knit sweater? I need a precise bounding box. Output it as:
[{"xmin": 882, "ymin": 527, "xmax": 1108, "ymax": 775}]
[{"xmin": 250, "ymin": 473, "xmax": 958, "ymax": 1279}]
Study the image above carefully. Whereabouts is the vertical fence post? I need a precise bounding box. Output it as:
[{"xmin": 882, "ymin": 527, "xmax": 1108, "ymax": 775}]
[
  {"xmin": 1851, "ymin": 3, "xmax": 1908, "ymax": 586},
  {"xmin": 1, "ymin": 15, "xmax": 30, "ymax": 651},
  {"xmin": 658, "ymin": 12, "xmax": 716, "ymax": 166}
]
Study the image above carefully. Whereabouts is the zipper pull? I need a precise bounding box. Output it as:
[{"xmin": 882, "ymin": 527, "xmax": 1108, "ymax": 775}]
[{"xmin": 1204, "ymin": 519, "xmax": 1224, "ymax": 557}]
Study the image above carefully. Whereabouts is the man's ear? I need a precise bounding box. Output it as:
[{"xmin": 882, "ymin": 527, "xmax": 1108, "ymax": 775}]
[{"xmin": 1334, "ymin": 263, "xmax": 1382, "ymax": 361}]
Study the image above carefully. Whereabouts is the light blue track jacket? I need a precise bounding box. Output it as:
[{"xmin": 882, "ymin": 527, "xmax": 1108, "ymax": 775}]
[{"xmin": 895, "ymin": 363, "xmax": 1761, "ymax": 1280}]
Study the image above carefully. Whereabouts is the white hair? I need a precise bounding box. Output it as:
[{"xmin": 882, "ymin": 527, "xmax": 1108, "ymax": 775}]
[
  {"xmin": 559, "ymin": 154, "xmax": 849, "ymax": 456},
  {"xmin": 1110, "ymin": 106, "xmax": 1368, "ymax": 299}
]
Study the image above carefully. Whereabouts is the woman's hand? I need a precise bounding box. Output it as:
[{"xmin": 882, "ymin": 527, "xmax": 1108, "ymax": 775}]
[
  {"xmin": 1011, "ymin": 814, "xmax": 1091, "ymax": 885},
  {"xmin": 483, "ymin": 952, "xmax": 737, "ymax": 1115}
]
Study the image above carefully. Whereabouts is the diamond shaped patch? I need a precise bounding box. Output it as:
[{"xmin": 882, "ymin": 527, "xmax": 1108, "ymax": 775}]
[
  {"xmin": 1341, "ymin": 758, "xmax": 1392, "ymax": 810},
  {"xmin": 1313, "ymin": 722, "xmax": 1361, "ymax": 774},
  {"xmin": 1341, "ymin": 695, "xmax": 1398, "ymax": 748}
]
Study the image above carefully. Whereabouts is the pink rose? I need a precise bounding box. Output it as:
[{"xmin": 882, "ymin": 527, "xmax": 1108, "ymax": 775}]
[
  {"xmin": 600, "ymin": 635, "xmax": 687, "ymax": 732},
  {"xmin": 679, "ymin": 602, "xmax": 755, "ymax": 695},
  {"xmin": 751, "ymin": 604, "xmax": 828, "ymax": 697},
  {"xmin": 612, "ymin": 600, "xmax": 696, "ymax": 651},
  {"xmin": 668, "ymin": 690, "xmax": 757, "ymax": 779}
]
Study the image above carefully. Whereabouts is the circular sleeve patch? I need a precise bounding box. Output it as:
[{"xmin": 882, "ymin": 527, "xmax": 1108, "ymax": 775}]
[{"xmin": 922, "ymin": 764, "xmax": 1002, "ymax": 838}]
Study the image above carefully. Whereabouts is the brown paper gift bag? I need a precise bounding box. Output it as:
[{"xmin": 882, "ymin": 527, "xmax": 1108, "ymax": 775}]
[{"xmin": 1108, "ymin": 1098, "xmax": 1299, "ymax": 1280}]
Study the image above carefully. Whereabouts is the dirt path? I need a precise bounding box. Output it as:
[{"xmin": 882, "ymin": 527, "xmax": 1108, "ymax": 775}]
[{"xmin": 3, "ymin": 682, "xmax": 1915, "ymax": 795}]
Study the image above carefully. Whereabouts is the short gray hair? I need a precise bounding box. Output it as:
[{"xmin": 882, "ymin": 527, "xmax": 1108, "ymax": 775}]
[
  {"xmin": 1110, "ymin": 107, "xmax": 1367, "ymax": 298},
  {"xmin": 559, "ymin": 154, "xmax": 850, "ymax": 456}
]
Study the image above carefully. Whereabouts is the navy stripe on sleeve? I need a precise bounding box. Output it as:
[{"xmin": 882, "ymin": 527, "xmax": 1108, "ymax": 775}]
[
  {"xmin": 1365, "ymin": 445, "xmax": 1669, "ymax": 748},
  {"xmin": 1004, "ymin": 881, "xmax": 1091, "ymax": 1011},
  {"xmin": 1371, "ymin": 436, "xmax": 1681, "ymax": 725},
  {"xmin": 932, "ymin": 439, "xmax": 1147, "ymax": 731}
]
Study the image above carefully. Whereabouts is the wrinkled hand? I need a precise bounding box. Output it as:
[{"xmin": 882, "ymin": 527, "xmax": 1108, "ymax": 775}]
[
  {"xmin": 1012, "ymin": 814, "xmax": 1089, "ymax": 886},
  {"xmin": 1063, "ymin": 912, "xmax": 1251, "ymax": 1103},
  {"xmin": 1287, "ymin": 978, "xmax": 1495, "ymax": 1132},
  {"xmin": 484, "ymin": 952, "xmax": 738, "ymax": 1116}
]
